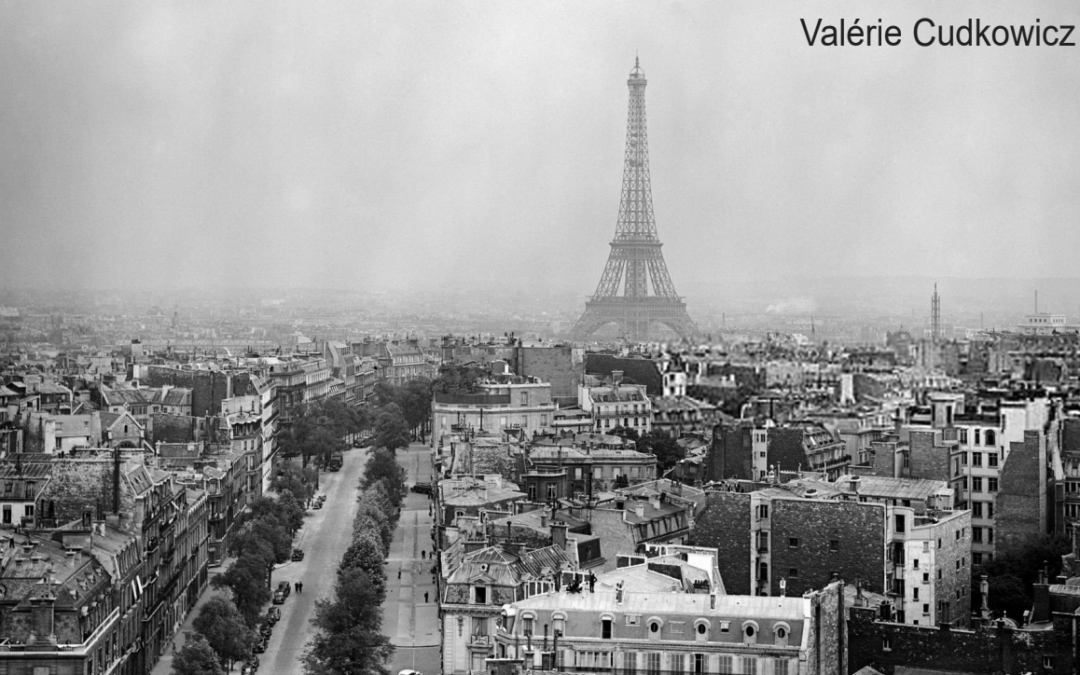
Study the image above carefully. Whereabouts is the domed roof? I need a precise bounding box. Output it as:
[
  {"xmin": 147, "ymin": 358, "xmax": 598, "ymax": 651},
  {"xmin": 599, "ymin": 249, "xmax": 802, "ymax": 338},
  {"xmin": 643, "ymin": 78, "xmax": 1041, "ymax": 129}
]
[{"xmin": 629, "ymin": 56, "xmax": 645, "ymax": 79}]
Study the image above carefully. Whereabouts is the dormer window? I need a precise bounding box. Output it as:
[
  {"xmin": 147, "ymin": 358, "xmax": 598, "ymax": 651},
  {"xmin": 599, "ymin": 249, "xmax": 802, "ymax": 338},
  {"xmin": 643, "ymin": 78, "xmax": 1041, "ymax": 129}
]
[{"xmin": 474, "ymin": 586, "xmax": 487, "ymax": 604}]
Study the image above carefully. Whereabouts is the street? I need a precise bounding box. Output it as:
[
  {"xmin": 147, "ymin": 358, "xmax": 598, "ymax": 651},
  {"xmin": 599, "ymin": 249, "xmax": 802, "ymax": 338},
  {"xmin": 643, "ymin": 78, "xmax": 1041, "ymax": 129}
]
[
  {"xmin": 383, "ymin": 442, "xmax": 440, "ymax": 675},
  {"xmin": 256, "ymin": 448, "xmax": 368, "ymax": 673}
]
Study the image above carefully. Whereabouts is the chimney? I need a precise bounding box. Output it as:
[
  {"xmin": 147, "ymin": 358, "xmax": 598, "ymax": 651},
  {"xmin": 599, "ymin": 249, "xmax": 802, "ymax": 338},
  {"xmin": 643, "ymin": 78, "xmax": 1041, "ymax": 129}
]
[
  {"xmin": 65, "ymin": 551, "xmax": 77, "ymax": 568},
  {"xmin": 1031, "ymin": 561, "xmax": 1051, "ymax": 623},
  {"xmin": 710, "ymin": 590, "xmax": 717, "ymax": 609},
  {"xmin": 551, "ymin": 521, "xmax": 568, "ymax": 551},
  {"xmin": 612, "ymin": 371, "xmax": 623, "ymax": 385},
  {"xmin": 848, "ymin": 475, "xmax": 860, "ymax": 493},
  {"xmin": 28, "ymin": 591, "xmax": 57, "ymax": 648},
  {"xmin": 634, "ymin": 501, "xmax": 645, "ymax": 519},
  {"xmin": 649, "ymin": 494, "xmax": 661, "ymax": 510}
]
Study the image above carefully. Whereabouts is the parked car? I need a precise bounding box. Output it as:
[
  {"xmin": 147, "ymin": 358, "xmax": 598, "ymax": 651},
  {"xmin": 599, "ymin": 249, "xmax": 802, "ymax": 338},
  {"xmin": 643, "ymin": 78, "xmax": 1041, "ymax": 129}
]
[
  {"xmin": 313, "ymin": 501, "xmax": 322, "ymax": 510},
  {"xmin": 292, "ymin": 548, "xmax": 305, "ymax": 561},
  {"xmin": 266, "ymin": 607, "xmax": 281, "ymax": 623},
  {"xmin": 411, "ymin": 482, "xmax": 432, "ymax": 495},
  {"xmin": 272, "ymin": 590, "xmax": 286, "ymax": 605},
  {"xmin": 277, "ymin": 580, "xmax": 291, "ymax": 598},
  {"xmin": 253, "ymin": 637, "xmax": 268, "ymax": 654}
]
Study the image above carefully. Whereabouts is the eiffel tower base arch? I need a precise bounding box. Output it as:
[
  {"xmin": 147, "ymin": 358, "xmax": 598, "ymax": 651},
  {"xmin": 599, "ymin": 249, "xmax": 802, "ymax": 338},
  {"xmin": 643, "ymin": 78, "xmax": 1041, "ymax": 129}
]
[{"xmin": 569, "ymin": 298, "xmax": 697, "ymax": 342}]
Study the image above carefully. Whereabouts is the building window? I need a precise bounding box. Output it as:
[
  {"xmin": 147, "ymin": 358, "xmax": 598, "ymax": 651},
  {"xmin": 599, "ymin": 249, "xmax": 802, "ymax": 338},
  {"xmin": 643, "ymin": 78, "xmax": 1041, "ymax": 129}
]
[
  {"xmin": 973, "ymin": 502, "xmax": 983, "ymax": 518},
  {"xmin": 789, "ymin": 568, "xmax": 799, "ymax": 578},
  {"xmin": 972, "ymin": 453, "xmax": 982, "ymax": 467},
  {"xmin": 743, "ymin": 622, "xmax": 758, "ymax": 644},
  {"xmin": 1, "ymin": 506, "xmax": 9, "ymax": 524},
  {"xmin": 883, "ymin": 637, "xmax": 892, "ymax": 652},
  {"xmin": 774, "ymin": 659, "xmax": 789, "ymax": 675},
  {"xmin": 973, "ymin": 477, "xmax": 983, "ymax": 492},
  {"xmin": 829, "ymin": 539, "xmax": 839, "ymax": 552},
  {"xmin": 988, "ymin": 453, "xmax": 998, "ymax": 467},
  {"xmin": 601, "ymin": 618, "xmax": 612, "ymax": 639},
  {"xmin": 988, "ymin": 478, "xmax": 998, "ymax": 492},
  {"xmin": 646, "ymin": 652, "xmax": 662, "ymax": 675},
  {"xmin": 649, "ymin": 621, "xmax": 661, "ymax": 635},
  {"xmin": 694, "ymin": 653, "xmax": 707, "ymax": 675},
  {"xmin": 985, "ymin": 430, "xmax": 996, "ymax": 446},
  {"xmin": 25, "ymin": 504, "xmax": 33, "ymax": 518},
  {"xmin": 742, "ymin": 657, "xmax": 758, "ymax": 675},
  {"xmin": 758, "ymin": 504, "xmax": 769, "ymax": 519},
  {"xmin": 973, "ymin": 527, "xmax": 983, "ymax": 543},
  {"xmin": 474, "ymin": 587, "xmax": 487, "ymax": 604},
  {"xmin": 624, "ymin": 652, "xmax": 637, "ymax": 675},
  {"xmin": 670, "ymin": 653, "xmax": 685, "ymax": 675},
  {"xmin": 717, "ymin": 656, "xmax": 733, "ymax": 674},
  {"xmin": 895, "ymin": 514, "xmax": 905, "ymax": 533},
  {"xmin": 775, "ymin": 624, "xmax": 789, "ymax": 646},
  {"xmin": 788, "ymin": 537, "xmax": 799, "ymax": 548}
]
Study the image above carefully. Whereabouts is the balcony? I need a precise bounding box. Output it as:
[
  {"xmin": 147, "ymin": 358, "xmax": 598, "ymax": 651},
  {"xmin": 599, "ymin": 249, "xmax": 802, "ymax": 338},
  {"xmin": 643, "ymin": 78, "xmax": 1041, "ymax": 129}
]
[{"xmin": 469, "ymin": 634, "xmax": 493, "ymax": 648}]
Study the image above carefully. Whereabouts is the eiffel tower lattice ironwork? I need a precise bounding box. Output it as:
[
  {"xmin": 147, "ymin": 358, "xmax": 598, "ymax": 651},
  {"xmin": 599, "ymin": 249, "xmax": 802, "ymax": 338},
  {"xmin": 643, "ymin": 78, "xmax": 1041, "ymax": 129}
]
[{"xmin": 570, "ymin": 58, "xmax": 698, "ymax": 343}]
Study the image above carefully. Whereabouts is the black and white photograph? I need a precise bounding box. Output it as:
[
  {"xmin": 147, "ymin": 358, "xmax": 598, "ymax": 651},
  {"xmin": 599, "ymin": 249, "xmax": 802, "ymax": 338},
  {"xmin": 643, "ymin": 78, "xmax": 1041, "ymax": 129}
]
[{"xmin": 0, "ymin": 1, "xmax": 1078, "ymax": 674}]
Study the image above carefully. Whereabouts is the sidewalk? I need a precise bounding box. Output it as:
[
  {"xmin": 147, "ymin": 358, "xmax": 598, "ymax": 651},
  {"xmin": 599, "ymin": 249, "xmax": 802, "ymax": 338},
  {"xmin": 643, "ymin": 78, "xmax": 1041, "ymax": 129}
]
[{"xmin": 150, "ymin": 557, "xmax": 236, "ymax": 675}]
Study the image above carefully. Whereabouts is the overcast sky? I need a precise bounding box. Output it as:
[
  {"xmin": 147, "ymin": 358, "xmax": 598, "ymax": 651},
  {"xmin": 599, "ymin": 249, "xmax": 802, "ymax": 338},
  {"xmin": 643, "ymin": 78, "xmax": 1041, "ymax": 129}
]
[{"xmin": 1, "ymin": 0, "xmax": 1077, "ymax": 296}]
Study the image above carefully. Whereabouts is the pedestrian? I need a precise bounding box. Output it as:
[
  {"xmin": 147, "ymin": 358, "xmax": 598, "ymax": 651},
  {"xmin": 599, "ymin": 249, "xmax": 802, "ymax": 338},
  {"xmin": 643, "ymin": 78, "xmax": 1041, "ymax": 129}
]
[
  {"xmin": 294, "ymin": 581, "xmax": 299, "ymax": 593},
  {"xmin": 424, "ymin": 592, "xmax": 429, "ymax": 603},
  {"xmin": 298, "ymin": 581, "xmax": 303, "ymax": 593},
  {"xmin": 421, "ymin": 550, "xmax": 426, "ymax": 560}
]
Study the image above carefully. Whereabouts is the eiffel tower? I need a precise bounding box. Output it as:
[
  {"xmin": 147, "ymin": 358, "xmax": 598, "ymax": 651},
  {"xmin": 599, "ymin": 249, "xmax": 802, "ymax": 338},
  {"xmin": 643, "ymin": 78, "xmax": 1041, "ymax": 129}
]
[{"xmin": 570, "ymin": 58, "xmax": 698, "ymax": 343}]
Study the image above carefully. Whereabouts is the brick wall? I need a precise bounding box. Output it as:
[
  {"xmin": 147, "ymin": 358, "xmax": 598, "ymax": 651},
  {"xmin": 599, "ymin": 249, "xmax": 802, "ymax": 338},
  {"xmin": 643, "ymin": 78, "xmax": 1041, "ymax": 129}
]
[
  {"xmin": 146, "ymin": 366, "xmax": 243, "ymax": 417},
  {"xmin": 708, "ymin": 423, "xmax": 752, "ymax": 481},
  {"xmin": 517, "ymin": 346, "xmax": 577, "ymax": 403},
  {"xmin": 771, "ymin": 499, "xmax": 886, "ymax": 596},
  {"xmin": 848, "ymin": 605, "xmax": 1075, "ymax": 675},
  {"xmin": 807, "ymin": 580, "xmax": 847, "ymax": 675},
  {"xmin": 908, "ymin": 430, "xmax": 949, "ymax": 481},
  {"xmin": 149, "ymin": 413, "xmax": 199, "ymax": 444},
  {"xmin": 767, "ymin": 428, "xmax": 807, "ymax": 475},
  {"xmin": 39, "ymin": 456, "xmax": 137, "ymax": 529},
  {"xmin": 690, "ymin": 492, "xmax": 752, "ymax": 594},
  {"xmin": 997, "ymin": 430, "xmax": 1048, "ymax": 557},
  {"xmin": 584, "ymin": 355, "xmax": 662, "ymax": 396}
]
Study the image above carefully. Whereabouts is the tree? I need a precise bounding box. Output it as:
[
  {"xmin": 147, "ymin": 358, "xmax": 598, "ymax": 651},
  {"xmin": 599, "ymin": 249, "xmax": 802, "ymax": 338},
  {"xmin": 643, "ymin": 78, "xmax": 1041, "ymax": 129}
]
[
  {"xmin": 213, "ymin": 554, "xmax": 272, "ymax": 626},
  {"xmin": 192, "ymin": 597, "xmax": 254, "ymax": 671},
  {"xmin": 273, "ymin": 462, "xmax": 318, "ymax": 505},
  {"xmin": 233, "ymin": 514, "xmax": 293, "ymax": 564},
  {"xmin": 340, "ymin": 532, "xmax": 388, "ymax": 600},
  {"xmin": 303, "ymin": 567, "xmax": 394, "ymax": 675},
  {"xmin": 372, "ymin": 404, "xmax": 411, "ymax": 453},
  {"xmin": 432, "ymin": 363, "xmax": 486, "ymax": 394},
  {"xmin": 972, "ymin": 533, "xmax": 1071, "ymax": 620},
  {"xmin": 398, "ymin": 378, "xmax": 433, "ymax": 442},
  {"xmin": 362, "ymin": 449, "xmax": 406, "ymax": 508},
  {"xmin": 636, "ymin": 430, "xmax": 685, "ymax": 474},
  {"xmin": 173, "ymin": 634, "xmax": 226, "ymax": 675}
]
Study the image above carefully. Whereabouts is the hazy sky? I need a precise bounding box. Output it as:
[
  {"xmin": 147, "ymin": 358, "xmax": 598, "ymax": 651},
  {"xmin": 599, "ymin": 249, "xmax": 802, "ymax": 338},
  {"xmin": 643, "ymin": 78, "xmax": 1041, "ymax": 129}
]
[{"xmin": 1, "ymin": 0, "xmax": 1077, "ymax": 296}]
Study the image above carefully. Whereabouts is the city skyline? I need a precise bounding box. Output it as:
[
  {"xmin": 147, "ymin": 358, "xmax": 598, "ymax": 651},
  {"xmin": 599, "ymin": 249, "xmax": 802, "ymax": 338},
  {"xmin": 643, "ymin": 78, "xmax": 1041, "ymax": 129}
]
[{"xmin": 1, "ymin": 1, "xmax": 1077, "ymax": 298}]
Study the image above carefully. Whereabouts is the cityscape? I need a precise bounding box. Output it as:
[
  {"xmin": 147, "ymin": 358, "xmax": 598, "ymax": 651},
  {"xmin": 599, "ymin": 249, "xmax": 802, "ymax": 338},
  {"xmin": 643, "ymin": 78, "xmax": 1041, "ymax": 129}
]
[{"xmin": 2, "ymin": 3, "xmax": 1079, "ymax": 675}]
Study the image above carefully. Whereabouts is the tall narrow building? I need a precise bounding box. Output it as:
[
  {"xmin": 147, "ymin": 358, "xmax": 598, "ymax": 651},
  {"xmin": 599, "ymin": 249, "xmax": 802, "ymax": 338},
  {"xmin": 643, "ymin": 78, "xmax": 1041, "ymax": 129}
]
[{"xmin": 570, "ymin": 58, "xmax": 697, "ymax": 343}]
